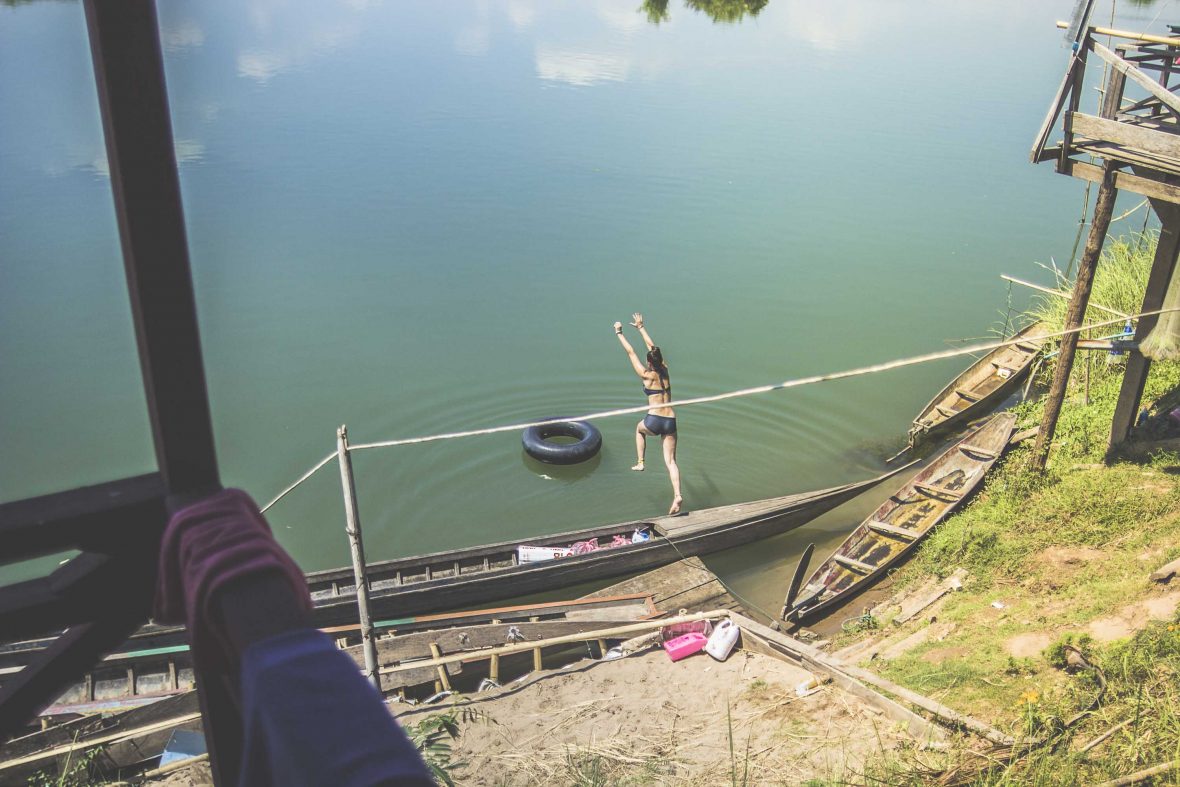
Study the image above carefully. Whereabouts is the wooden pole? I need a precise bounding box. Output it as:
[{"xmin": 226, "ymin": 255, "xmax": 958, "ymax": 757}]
[
  {"xmin": 336, "ymin": 425, "xmax": 380, "ymax": 689},
  {"xmin": 1033, "ymin": 162, "xmax": 1119, "ymax": 472},
  {"xmin": 1109, "ymin": 203, "xmax": 1180, "ymax": 454},
  {"xmin": 428, "ymin": 643, "xmax": 451, "ymax": 692}
]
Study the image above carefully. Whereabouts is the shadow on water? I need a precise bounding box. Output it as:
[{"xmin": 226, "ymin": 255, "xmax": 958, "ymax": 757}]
[{"xmin": 520, "ymin": 450, "xmax": 603, "ymax": 482}]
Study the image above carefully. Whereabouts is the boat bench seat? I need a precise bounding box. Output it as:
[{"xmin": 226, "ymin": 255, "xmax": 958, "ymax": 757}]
[
  {"xmin": 934, "ymin": 405, "xmax": 959, "ymax": 418},
  {"xmin": 867, "ymin": 519, "xmax": 917, "ymax": 540},
  {"xmin": 958, "ymin": 443, "xmax": 997, "ymax": 459},
  {"xmin": 953, "ymin": 388, "xmax": 981, "ymax": 401},
  {"xmin": 833, "ymin": 554, "xmax": 876, "ymax": 574},
  {"xmin": 912, "ymin": 483, "xmax": 962, "ymax": 500}
]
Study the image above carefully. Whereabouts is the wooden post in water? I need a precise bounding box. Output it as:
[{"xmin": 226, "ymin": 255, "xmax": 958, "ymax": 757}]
[
  {"xmin": 336, "ymin": 425, "xmax": 380, "ymax": 689},
  {"xmin": 1033, "ymin": 162, "xmax": 1119, "ymax": 472}
]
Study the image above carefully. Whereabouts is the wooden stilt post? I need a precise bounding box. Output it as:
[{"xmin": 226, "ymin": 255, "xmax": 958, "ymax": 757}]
[
  {"xmin": 1108, "ymin": 203, "xmax": 1180, "ymax": 455},
  {"xmin": 336, "ymin": 425, "xmax": 380, "ymax": 690},
  {"xmin": 1033, "ymin": 162, "xmax": 1119, "ymax": 472}
]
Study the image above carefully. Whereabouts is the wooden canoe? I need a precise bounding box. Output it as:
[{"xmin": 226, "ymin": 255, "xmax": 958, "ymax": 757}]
[
  {"xmin": 908, "ymin": 322, "xmax": 1046, "ymax": 447},
  {"xmin": 306, "ymin": 465, "xmax": 916, "ymax": 626},
  {"xmin": 784, "ymin": 413, "xmax": 1016, "ymax": 624}
]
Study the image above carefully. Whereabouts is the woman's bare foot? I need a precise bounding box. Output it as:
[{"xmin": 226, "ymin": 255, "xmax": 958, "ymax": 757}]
[
  {"xmin": 631, "ymin": 461, "xmax": 645, "ymax": 471},
  {"xmin": 669, "ymin": 496, "xmax": 683, "ymax": 515}
]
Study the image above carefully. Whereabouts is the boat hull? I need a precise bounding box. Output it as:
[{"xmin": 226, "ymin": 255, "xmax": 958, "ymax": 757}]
[
  {"xmin": 909, "ymin": 323, "xmax": 1045, "ymax": 446},
  {"xmin": 787, "ymin": 413, "xmax": 1016, "ymax": 624},
  {"xmin": 308, "ymin": 467, "xmax": 911, "ymax": 626}
]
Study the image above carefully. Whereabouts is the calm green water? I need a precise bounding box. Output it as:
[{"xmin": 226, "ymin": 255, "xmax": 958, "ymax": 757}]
[{"xmin": 0, "ymin": 0, "xmax": 1164, "ymax": 615}]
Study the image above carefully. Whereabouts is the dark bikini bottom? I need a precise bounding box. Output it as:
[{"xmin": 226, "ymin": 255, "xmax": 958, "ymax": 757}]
[{"xmin": 642, "ymin": 414, "xmax": 677, "ymax": 436}]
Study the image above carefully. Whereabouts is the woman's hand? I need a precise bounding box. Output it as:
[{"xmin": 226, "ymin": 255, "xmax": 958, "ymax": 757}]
[
  {"xmin": 631, "ymin": 313, "xmax": 644, "ymax": 328},
  {"xmin": 613, "ymin": 321, "xmax": 623, "ymax": 334}
]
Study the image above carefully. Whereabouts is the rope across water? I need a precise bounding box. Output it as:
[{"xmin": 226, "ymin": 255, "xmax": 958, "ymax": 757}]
[{"xmin": 260, "ymin": 308, "xmax": 1178, "ymax": 513}]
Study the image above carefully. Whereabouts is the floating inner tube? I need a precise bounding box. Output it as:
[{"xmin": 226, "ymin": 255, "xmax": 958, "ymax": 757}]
[{"xmin": 522, "ymin": 419, "xmax": 602, "ymax": 465}]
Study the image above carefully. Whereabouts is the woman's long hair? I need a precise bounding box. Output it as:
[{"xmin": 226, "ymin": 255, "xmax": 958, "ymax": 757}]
[{"xmin": 647, "ymin": 346, "xmax": 670, "ymax": 396}]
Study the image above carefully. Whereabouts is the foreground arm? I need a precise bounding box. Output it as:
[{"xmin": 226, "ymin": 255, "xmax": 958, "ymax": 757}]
[
  {"xmin": 155, "ymin": 489, "xmax": 433, "ymax": 787},
  {"xmin": 615, "ymin": 321, "xmax": 647, "ymax": 377}
]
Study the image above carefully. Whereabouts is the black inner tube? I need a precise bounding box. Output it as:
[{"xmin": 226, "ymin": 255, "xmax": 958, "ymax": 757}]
[{"xmin": 522, "ymin": 419, "xmax": 602, "ymax": 465}]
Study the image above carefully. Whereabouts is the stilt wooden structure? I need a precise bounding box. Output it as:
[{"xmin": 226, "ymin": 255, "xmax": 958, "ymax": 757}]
[{"xmin": 1031, "ymin": 23, "xmax": 1180, "ymax": 466}]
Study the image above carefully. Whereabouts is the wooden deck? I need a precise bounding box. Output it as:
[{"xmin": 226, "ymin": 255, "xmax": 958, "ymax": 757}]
[{"xmin": 583, "ymin": 557, "xmax": 747, "ymax": 616}]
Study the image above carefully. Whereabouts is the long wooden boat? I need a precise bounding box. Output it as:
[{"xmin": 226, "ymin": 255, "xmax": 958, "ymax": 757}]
[
  {"xmin": 306, "ymin": 465, "xmax": 915, "ymax": 626},
  {"xmin": 908, "ymin": 322, "xmax": 1046, "ymax": 447},
  {"xmin": 0, "ymin": 595, "xmax": 657, "ymax": 715},
  {"xmin": 783, "ymin": 413, "xmax": 1016, "ymax": 625}
]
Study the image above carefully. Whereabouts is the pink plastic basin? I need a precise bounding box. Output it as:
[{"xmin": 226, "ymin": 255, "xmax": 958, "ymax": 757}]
[{"xmin": 663, "ymin": 632, "xmax": 708, "ymax": 662}]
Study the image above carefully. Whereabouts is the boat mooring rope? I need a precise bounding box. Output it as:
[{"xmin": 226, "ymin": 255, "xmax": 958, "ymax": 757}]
[{"xmin": 261, "ymin": 307, "xmax": 1180, "ymax": 513}]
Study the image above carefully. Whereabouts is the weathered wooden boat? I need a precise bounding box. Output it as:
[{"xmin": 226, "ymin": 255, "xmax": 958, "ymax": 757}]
[
  {"xmin": 0, "ymin": 595, "xmax": 657, "ymax": 717},
  {"xmin": 307, "ymin": 465, "xmax": 915, "ymax": 626},
  {"xmin": 908, "ymin": 322, "xmax": 1046, "ymax": 447},
  {"xmin": 783, "ymin": 413, "xmax": 1016, "ymax": 625}
]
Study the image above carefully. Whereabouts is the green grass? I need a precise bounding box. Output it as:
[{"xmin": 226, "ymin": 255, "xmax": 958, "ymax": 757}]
[{"xmin": 831, "ymin": 235, "xmax": 1180, "ymax": 784}]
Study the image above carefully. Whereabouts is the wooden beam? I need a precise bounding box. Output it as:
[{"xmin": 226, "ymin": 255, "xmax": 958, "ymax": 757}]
[
  {"xmin": 1092, "ymin": 42, "xmax": 1180, "ymax": 117},
  {"xmin": 1069, "ymin": 113, "xmax": 1180, "ymax": 162},
  {"xmin": 1034, "ymin": 162, "xmax": 1119, "ymax": 471},
  {"xmin": 1032, "ymin": 54, "xmax": 1085, "ymax": 163},
  {"xmin": 1109, "ymin": 203, "xmax": 1180, "ymax": 452},
  {"xmin": 1062, "ymin": 158, "xmax": 1180, "ymax": 204}
]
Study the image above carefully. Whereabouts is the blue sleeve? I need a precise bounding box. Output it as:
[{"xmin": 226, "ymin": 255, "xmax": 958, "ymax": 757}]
[{"xmin": 238, "ymin": 628, "xmax": 435, "ymax": 786}]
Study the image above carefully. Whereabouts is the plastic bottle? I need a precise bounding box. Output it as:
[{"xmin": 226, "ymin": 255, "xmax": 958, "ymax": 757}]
[
  {"xmin": 704, "ymin": 619, "xmax": 740, "ymax": 661},
  {"xmin": 1111, "ymin": 319, "xmax": 1133, "ymax": 357}
]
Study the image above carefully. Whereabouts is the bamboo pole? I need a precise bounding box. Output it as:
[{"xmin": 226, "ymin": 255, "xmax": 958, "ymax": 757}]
[
  {"xmin": 428, "ymin": 643, "xmax": 451, "ymax": 692},
  {"xmin": 336, "ymin": 425, "xmax": 380, "ymax": 689},
  {"xmin": 1033, "ymin": 162, "xmax": 1119, "ymax": 472},
  {"xmin": 1000, "ymin": 274, "xmax": 1129, "ymax": 319},
  {"xmin": 1096, "ymin": 760, "xmax": 1176, "ymax": 787},
  {"xmin": 378, "ymin": 611, "xmax": 723, "ymax": 676},
  {"xmin": 1054, "ymin": 21, "xmax": 1180, "ymax": 47}
]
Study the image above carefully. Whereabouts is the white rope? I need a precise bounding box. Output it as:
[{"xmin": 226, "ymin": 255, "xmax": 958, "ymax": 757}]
[
  {"xmin": 261, "ymin": 450, "xmax": 337, "ymax": 513},
  {"xmin": 260, "ymin": 307, "xmax": 1180, "ymax": 512}
]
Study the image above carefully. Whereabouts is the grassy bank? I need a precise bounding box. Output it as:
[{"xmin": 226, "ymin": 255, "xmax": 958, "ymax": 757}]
[{"xmin": 830, "ymin": 236, "xmax": 1180, "ymax": 785}]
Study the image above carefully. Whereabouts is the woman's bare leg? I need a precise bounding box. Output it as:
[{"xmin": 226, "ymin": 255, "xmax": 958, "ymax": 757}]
[
  {"xmin": 662, "ymin": 434, "xmax": 683, "ymax": 514},
  {"xmin": 633, "ymin": 421, "xmax": 650, "ymax": 470}
]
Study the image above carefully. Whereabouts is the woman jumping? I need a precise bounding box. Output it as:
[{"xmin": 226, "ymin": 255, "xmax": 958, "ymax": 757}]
[{"xmin": 614, "ymin": 313, "xmax": 683, "ymax": 515}]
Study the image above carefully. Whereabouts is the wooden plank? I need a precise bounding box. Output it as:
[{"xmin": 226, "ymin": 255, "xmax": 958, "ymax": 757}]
[
  {"xmin": 866, "ymin": 520, "xmax": 917, "ymax": 540},
  {"xmin": 953, "ymin": 388, "xmax": 981, "ymax": 401},
  {"xmin": 1092, "ymin": 41, "xmax": 1180, "ymax": 117},
  {"xmin": 733, "ymin": 614, "xmax": 1010, "ymax": 746},
  {"xmin": 731, "ymin": 616, "xmax": 948, "ymax": 744},
  {"xmin": 378, "ymin": 611, "xmax": 722, "ymax": 676},
  {"xmin": 1063, "ymin": 158, "xmax": 1180, "ymax": 204},
  {"xmin": 343, "ymin": 620, "xmax": 638, "ymax": 668},
  {"xmin": 958, "ymin": 444, "xmax": 997, "ymax": 459},
  {"xmin": 583, "ymin": 557, "xmax": 746, "ymax": 615},
  {"xmin": 833, "ymin": 554, "xmax": 876, "ymax": 574},
  {"xmin": 912, "ymin": 483, "xmax": 961, "ymax": 500},
  {"xmin": 1069, "ymin": 113, "xmax": 1180, "ymax": 162},
  {"xmin": 1032, "ymin": 54, "xmax": 1084, "ymax": 162}
]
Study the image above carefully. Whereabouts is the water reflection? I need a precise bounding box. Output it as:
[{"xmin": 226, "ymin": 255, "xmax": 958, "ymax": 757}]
[{"xmin": 642, "ymin": 0, "xmax": 769, "ymax": 25}]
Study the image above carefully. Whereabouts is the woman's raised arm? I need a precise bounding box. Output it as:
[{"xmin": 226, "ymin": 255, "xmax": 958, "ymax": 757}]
[
  {"xmin": 615, "ymin": 321, "xmax": 648, "ymax": 376},
  {"xmin": 632, "ymin": 313, "xmax": 655, "ymax": 350}
]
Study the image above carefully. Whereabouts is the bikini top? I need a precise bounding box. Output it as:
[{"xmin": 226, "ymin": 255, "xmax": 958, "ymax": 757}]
[{"xmin": 642, "ymin": 384, "xmax": 669, "ymax": 397}]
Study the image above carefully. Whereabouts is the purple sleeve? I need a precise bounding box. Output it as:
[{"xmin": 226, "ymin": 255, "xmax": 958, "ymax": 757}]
[{"xmin": 238, "ymin": 628, "xmax": 434, "ymax": 787}]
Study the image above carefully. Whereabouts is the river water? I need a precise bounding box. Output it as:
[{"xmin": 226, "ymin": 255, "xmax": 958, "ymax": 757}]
[{"xmin": 1, "ymin": 0, "xmax": 1166, "ymax": 616}]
